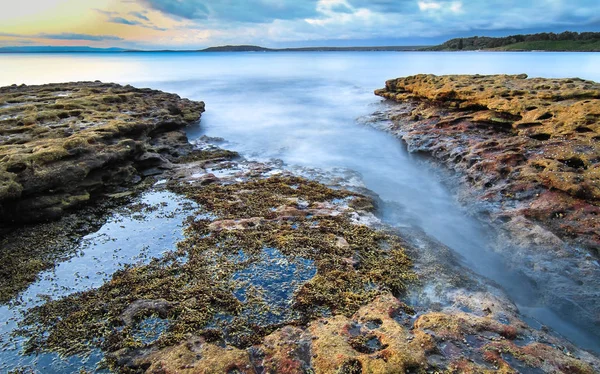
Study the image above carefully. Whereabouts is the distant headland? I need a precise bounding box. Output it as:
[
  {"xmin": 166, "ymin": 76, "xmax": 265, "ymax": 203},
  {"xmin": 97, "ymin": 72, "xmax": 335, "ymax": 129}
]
[
  {"xmin": 200, "ymin": 45, "xmax": 424, "ymax": 52},
  {"xmin": 425, "ymin": 31, "xmax": 600, "ymax": 51},
  {"xmin": 0, "ymin": 45, "xmax": 424, "ymax": 53},
  {"xmin": 1, "ymin": 31, "xmax": 598, "ymax": 53}
]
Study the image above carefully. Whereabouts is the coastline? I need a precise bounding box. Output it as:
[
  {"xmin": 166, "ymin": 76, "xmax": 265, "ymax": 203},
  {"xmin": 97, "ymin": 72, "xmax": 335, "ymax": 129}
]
[
  {"xmin": 373, "ymin": 73, "xmax": 600, "ymax": 349},
  {"xmin": 1, "ymin": 80, "xmax": 599, "ymax": 372}
]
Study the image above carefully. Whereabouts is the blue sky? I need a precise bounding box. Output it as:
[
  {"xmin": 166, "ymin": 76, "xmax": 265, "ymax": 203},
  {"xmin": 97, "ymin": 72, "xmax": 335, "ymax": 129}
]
[{"xmin": 0, "ymin": 0, "xmax": 599, "ymax": 48}]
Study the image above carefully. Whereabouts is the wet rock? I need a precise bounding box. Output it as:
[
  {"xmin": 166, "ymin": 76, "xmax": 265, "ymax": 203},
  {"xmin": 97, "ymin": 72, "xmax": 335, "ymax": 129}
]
[
  {"xmin": 140, "ymin": 338, "xmax": 253, "ymax": 374},
  {"xmin": 121, "ymin": 299, "xmax": 172, "ymax": 325},
  {"xmin": 0, "ymin": 81, "xmax": 204, "ymax": 225},
  {"xmin": 375, "ymin": 74, "xmax": 600, "ymax": 336},
  {"xmin": 11, "ymin": 136, "xmax": 600, "ymax": 373},
  {"xmin": 193, "ymin": 173, "xmax": 219, "ymax": 186},
  {"xmin": 208, "ymin": 217, "xmax": 264, "ymax": 231},
  {"xmin": 136, "ymin": 152, "xmax": 172, "ymax": 169},
  {"xmin": 375, "ymin": 74, "xmax": 600, "ymax": 251},
  {"xmin": 257, "ymin": 326, "xmax": 313, "ymax": 373},
  {"xmin": 309, "ymin": 294, "xmax": 430, "ymax": 373}
]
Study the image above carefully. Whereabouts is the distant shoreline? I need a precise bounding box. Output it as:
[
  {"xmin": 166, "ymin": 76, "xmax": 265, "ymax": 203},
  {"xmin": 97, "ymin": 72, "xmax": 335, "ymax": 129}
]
[
  {"xmin": 2, "ymin": 31, "xmax": 599, "ymax": 53},
  {"xmin": 0, "ymin": 46, "xmax": 426, "ymax": 53},
  {"xmin": 0, "ymin": 49, "xmax": 597, "ymax": 54}
]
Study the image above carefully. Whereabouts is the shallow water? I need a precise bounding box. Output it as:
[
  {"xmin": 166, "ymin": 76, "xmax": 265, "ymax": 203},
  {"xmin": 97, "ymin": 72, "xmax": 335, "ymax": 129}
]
[
  {"xmin": 0, "ymin": 191, "xmax": 196, "ymax": 372},
  {"xmin": 1, "ymin": 52, "xmax": 600, "ymax": 368}
]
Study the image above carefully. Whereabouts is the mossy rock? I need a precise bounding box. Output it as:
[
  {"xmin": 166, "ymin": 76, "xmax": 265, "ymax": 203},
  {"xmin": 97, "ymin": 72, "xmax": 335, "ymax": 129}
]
[{"xmin": 0, "ymin": 81, "xmax": 205, "ymax": 224}]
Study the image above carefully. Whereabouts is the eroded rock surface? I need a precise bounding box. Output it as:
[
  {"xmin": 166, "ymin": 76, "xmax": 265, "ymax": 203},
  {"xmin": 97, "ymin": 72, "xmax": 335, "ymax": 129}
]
[
  {"xmin": 5, "ymin": 78, "xmax": 600, "ymax": 373},
  {"xmin": 115, "ymin": 293, "xmax": 600, "ymax": 373},
  {"xmin": 0, "ymin": 82, "xmax": 204, "ymax": 224},
  {"xmin": 14, "ymin": 152, "xmax": 599, "ymax": 373},
  {"xmin": 375, "ymin": 74, "xmax": 600, "ymax": 251},
  {"xmin": 373, "ymin": 74, "xmax": 600, "ymax": 347}
]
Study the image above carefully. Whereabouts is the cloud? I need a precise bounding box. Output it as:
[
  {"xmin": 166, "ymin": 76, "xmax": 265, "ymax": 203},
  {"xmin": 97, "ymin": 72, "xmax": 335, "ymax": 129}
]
[
  {"xmin": 345, "ymin": 0, "xmax": 416, "ymax": 13},
  {"xmin": 129, "ymin": 11, "xmax": 150, "ymax": 21},
  {"xmin": 2, "ymin": 32, "xmax": 124, "ymax": 41},
  {"xmin": 137, "ymin": 0, "xmax": 320, "ymax": 22},
  {"xmin": 102, "ymin": 12, "xmax": 167, "ymax": 31},
  {"xmin": 449, "ymin": 2, "xmax": 462, "ymax": 13},
  {"xmin": 417, "ymin": 1, "xmax": 463, "ymax": 13},
  {"xmin": 137, "ymin": 0, "xmax": 209, "ymax": 19},
  {"xmin": 5, "ymin": 0, "xmax": 600, "ymax": 49},
  {"xmin": 109, "ymin": 17, "xmax": 142, "ymax": 26},
  {"xmin": 330, "ymin": 3, "xmax": 354, "ymax": 13},
  {"xmin": 94, "ymin": 9, "xmax": 119, "ymax": 17},
  {"xmin": 418, "ymin": 1, "xmax": 442, "ymax": 11},
  {"xmin": 37, "ymin": 33, "xmax": 124, "ymax": 41}
]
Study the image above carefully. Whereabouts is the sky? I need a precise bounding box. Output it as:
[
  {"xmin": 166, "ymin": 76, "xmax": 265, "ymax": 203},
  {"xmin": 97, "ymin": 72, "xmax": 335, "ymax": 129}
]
[{"xmin": 0, "ymin": 0, "xmax": 599, "ymax": 49}]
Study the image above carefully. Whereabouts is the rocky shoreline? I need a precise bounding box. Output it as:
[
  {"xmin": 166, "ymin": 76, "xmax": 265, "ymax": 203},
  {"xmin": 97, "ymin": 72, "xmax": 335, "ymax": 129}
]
[
  {"xmin": 12, "ymin": 145, "xmax": 600, "ymax": 374},
  {"xmin": 1, "ymin": 81, "xmax": 600, "ymax": 373},
  {"xmin": 0, "ymin": 82, "xmax": 204, "ymax": 225},
  {"xmin": 374, "ymin": 74, "xmax": 600, "ymax": 352},
  {"xmin": 375, "ymin": 74, "xmax": 600, "ymax": 252}
]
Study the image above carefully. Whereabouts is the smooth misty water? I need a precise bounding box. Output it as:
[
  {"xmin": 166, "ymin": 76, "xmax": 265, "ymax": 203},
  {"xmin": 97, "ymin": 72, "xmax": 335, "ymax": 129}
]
[{"xmin": 1, "ymin": 52, "xmax": 600, "ymax": 369}]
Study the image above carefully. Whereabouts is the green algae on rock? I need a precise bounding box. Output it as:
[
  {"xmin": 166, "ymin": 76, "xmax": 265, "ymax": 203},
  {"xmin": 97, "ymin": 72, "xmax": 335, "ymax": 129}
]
[
  {"xmin": 375, "ymin": 74, "xmax": 600, "ymax": 251},
  {"xmin": 0, "ymin": 82, "xmax": 204, "ymax": 225},
  {"xmin": 12, "ymin": 151, "xmax": 600, "ymax": 373},
  {"xmin": 0, "ymin": 193, "xmax": 130, "ymax": 304},
  {"xmin": 17, "ymin": 174, "xmax": 415, "ymax": 372},
  {"xmin": 0, "ymin": 145, "xmax": 238, "ymax": 305}
]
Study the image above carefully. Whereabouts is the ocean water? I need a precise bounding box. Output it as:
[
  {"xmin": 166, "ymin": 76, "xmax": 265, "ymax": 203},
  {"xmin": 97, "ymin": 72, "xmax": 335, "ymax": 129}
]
[{"xmin": 1, "ymin": 52, "xmax": 600, "ymax": 369}]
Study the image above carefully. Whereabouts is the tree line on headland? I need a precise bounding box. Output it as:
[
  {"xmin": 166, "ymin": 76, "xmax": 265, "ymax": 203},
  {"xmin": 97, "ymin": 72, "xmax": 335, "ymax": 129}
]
[{"xmin": 425, "ymin": 31, "xmax": 600, "ymax": 51}]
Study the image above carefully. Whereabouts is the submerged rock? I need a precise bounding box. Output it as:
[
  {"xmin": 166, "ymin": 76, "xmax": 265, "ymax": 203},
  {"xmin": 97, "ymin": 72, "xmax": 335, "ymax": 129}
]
[{"xmin": 0, "ymin": 82, "xmax": 204, "ymax": 225}]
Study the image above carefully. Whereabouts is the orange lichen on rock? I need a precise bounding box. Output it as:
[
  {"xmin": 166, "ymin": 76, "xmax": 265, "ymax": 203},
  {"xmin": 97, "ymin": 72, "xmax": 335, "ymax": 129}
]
[
  {"xmin": 310, "ymin": 294, "xmax": 430, "ymax": 373},
  {"xmin": 482, "ymin": 340, "xmax": 596, "ymax": 374},
  {"xmin": 375, "ymin": 74, "xmax": 600, "ymax": 250},
  {"xmin": 414, "ymin": 312, "xmax": 521, "ymax": 341},
  {"xmin": 90, "ymin": 290, "xmax": 598, "ymax": 373},
  {"xmin": 142, "ymin": 338, "xmax": 253, "ymax": 374}
]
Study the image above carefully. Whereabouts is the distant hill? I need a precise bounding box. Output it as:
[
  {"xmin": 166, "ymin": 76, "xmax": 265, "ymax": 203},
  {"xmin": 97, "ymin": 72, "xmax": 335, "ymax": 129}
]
[
  {"xmin": 201, "ymin": 45, "xmax": 272, "ymax": 52},
  {"xmin": 424, "ymin": 31, "xmax": 600, "ymax": 51},
  {"xmin": 200, "ymin": 45, "xmax": 425, "ymax": 52},
  {"xmin": 0, "ymin": 44, "xmax": 425, "ymax": 53},
  {"xmin": 0, "ymin": 46, "xmax": 127, "ymax": 53}
]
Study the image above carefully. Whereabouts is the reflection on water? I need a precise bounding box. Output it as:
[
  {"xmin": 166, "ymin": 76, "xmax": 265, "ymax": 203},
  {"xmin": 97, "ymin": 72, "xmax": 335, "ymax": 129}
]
[
  {"xmin": 1, "ymin": 52, "xmax": 600, "ymax": 364},
  {"xmin": 0, "ymin": 191, "xmax": 196, "ymax": 372}
]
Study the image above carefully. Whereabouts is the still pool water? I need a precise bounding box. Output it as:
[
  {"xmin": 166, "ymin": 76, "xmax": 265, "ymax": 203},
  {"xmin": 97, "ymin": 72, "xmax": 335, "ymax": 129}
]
[{"xmin": 1, "ymin": 52, "xmax": 600, "ymax": 371}]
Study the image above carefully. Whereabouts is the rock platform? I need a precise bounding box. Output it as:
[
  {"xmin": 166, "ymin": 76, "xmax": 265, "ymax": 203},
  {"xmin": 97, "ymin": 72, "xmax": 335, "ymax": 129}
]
[
  {"xmin": 375, "ymin": 74, "xmax": 600, "ymax": 251},
  {"xmin": 0, "ymin": 82, "xmax": 204, "ymax": 224}
]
